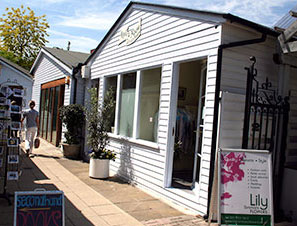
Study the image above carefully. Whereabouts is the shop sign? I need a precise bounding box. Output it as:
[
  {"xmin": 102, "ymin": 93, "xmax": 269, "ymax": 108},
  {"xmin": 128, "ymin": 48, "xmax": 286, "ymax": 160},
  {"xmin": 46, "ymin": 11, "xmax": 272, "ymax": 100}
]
[
  {"xmin": 218, "ymin": 149, "xmax": 274, "ymax": 226},
  {"xmin": 14, "ymin": 190, "xmax": 65, "ymax": 226},
  {"xmin": 119, "ymin": 18, "xmax": 141, "ymax": 46}
]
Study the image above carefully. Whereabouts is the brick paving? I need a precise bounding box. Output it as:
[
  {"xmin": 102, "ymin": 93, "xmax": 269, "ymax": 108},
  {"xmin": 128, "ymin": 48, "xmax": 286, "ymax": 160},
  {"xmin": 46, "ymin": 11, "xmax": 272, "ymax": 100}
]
[{"xmin": 0, "ymin": 139, "xmax": 295, "ymax": 226}]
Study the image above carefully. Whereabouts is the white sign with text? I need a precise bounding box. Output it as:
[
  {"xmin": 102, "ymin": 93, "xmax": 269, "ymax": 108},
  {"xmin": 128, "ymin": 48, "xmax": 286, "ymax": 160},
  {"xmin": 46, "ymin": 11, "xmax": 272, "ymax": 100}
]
[{"xmin": 218, "ymin": 149, "xmax": 274, "ymax": 226}]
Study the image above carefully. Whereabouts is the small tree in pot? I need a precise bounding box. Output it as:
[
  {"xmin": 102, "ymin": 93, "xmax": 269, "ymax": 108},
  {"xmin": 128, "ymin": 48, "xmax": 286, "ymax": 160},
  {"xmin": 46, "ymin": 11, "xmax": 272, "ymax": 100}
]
[
  {"xmin": 86, "ymin": 87, "xmax": 116, "ymax": 178},
  {"xmin": 59, "ymin": 104, "xmax": 85, "ymax": 159}
]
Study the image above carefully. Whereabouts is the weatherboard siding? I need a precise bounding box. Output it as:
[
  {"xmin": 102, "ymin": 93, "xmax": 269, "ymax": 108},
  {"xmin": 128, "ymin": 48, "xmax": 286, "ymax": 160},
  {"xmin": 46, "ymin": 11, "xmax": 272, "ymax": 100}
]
[
  {"xmin": 219, "ymin": 92, "xmax": 245, "ymax": 149},
  {"xmin": 221, "ymin": 23, "xmax": 278, "ymax": 94},
  {"xmin": 287, "ymin": 67, "xmax": 297, "ymax": 163},
  {"xmin": 90, "ymin": 8, "xmax": 221, "ymax": 214},
  {"xmin": 0, "ymin": 62, "xmax": 33, "ymax": 109},
  {"xmin": 76, "ymin": 77, "xmax": 85, "ymax": 105},
  {"xmin": 32, "ymin": 54, "xmax": 72, "ymax": 111}
]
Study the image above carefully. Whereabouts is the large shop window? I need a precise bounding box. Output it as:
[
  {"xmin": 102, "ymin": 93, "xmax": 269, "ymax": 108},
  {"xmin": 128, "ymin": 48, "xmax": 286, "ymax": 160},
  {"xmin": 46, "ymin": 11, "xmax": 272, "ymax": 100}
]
[
  {"xmin": 119, "ymin": 72, "xmax": 136, "ymax": 137},
  {"xmin": 105, "ymin": 76, "xmax": 117, "ymax": 133},
  {"xmin": 139, "ymin": 68, "xmax": 161, "ymax": 142},
  {"xmin": 104, "ymin": 67, "xmax": 161, "ymax": 143}
]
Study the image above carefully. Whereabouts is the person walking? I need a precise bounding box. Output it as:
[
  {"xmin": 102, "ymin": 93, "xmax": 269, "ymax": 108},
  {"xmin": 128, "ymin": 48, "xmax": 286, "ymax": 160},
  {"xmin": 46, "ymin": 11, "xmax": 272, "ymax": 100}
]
[{"xmin": 21, "ymin": 100, "xmax": 39, "ymax": 157}]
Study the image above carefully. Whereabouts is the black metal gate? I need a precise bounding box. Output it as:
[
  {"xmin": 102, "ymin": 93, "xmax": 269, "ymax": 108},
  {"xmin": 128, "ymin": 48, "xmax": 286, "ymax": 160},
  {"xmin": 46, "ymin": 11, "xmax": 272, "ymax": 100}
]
[{"xmin": 242, "ymin": 56, "xmax": 290, "ymax": 220}]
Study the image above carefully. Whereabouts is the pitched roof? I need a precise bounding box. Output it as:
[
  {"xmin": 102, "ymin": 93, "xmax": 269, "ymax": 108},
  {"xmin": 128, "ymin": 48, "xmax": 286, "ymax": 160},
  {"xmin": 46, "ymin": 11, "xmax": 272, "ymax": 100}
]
[
  {"xmin": 0, "ymin": 55, "xmax": 32, "ymax": 79},
  {"xmin": 85, "ymin": 1, "xmax": 279, "ymax": 64},
  {"xmin": 274, "ymin": 4, "xmax": 297, "ymax": 30},
  {"xmin": 43, "ymin": 47, "xmax": 90, "ymax": 69}
]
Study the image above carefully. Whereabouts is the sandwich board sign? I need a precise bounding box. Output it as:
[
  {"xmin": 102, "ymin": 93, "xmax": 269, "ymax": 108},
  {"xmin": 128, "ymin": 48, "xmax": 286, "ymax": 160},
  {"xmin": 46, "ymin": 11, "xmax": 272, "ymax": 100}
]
[
  {"xmin": 218, "ymin": 149, "xmax": 274, "ymax": 226},
  {"xmin": 14, "ymin": 190, "xmax": 65, "ymax": 226}
]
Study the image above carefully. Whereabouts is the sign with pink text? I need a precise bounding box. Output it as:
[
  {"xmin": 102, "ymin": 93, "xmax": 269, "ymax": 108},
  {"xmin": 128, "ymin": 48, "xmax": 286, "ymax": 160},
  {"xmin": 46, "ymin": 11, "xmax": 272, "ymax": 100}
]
[
  {"xmin": 218, "ymin": 149, "xmax": 273, "ymax": 226},
  {"xmin": 14, "ymin": 190, "xmax": 65, "ymax": 226}
]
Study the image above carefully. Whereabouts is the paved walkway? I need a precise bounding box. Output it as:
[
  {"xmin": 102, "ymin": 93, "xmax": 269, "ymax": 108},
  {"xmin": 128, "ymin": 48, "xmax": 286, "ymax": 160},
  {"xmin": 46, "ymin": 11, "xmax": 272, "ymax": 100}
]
[
  {"xmin": 0, "ymin": 139, "xmax": 295, "ymax": 226},
  {"xmin": 0, "ymin": 139, "xmax": 211, "ymax": 226}
]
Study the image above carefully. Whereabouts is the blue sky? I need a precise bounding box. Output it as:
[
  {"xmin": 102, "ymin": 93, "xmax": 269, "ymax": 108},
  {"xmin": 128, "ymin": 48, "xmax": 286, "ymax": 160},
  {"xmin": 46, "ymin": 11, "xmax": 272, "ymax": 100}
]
[{"xmin": 0, "ymin": 0, "xmax": 296, "ymax": 53}]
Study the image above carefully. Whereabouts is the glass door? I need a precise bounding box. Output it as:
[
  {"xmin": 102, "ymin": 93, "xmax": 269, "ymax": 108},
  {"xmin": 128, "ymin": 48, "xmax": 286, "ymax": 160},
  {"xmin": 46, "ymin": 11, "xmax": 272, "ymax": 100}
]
[
  {"xmin": 39, "ymin": 82, "xmax": 65, "ymax": 146},
  {"xmin": 51, "ymin": 86, "xmax": 60, "ymax": 144},
  {"xmin": 191, "ymin": 65, "xmax": 207, "ymax": 188},
  {"xmin": 171, "ymin": 59, "xmax": 207, "ymax": 190},
  {"xmin": 46, "ymin": 87, "xmax": 54, "ymax": 142}
]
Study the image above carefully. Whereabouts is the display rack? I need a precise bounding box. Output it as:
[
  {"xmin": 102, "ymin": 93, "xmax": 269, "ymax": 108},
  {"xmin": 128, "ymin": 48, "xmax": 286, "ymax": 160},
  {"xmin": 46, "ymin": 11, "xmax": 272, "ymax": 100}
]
[{"xmin": 0, "ymin": 82, "xmax": 23, "ymax": 205}]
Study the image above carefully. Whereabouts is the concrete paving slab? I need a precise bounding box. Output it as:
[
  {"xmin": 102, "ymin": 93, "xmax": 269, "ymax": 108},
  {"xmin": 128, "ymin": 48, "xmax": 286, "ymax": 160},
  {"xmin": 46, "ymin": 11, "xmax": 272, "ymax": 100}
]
[{"xmin": 4, "ymin": 138, "xmax": 292, "ymax": 226}]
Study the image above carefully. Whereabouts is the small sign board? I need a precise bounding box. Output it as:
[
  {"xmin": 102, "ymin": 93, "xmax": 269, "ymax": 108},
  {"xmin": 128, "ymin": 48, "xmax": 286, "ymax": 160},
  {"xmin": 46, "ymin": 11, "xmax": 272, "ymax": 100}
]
[
  {"xmin": 14, "ymin": 190, "xmax": 65, "ymax": 226},
  {"xmin": 218, "ymin": 149, "xmax": 274, "ymax": 226}
]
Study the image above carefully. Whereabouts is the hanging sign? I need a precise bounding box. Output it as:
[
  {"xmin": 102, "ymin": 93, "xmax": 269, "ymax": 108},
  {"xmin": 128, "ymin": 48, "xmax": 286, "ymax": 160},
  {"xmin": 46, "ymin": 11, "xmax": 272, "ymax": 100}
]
[
  {"xmin": 218, "ymin": 149, "xmax": 274, "ymax": 226},
  {"xmin": 14, "ymin": 190, "xmax": 65, "ymax": 226}
]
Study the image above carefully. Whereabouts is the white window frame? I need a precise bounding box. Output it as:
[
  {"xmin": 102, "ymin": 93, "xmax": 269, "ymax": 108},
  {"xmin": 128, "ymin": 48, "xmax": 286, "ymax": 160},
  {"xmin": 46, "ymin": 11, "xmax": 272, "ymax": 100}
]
[{"xmin": 103, "ymin": 66, "xmax": 162, "ymax": 146}]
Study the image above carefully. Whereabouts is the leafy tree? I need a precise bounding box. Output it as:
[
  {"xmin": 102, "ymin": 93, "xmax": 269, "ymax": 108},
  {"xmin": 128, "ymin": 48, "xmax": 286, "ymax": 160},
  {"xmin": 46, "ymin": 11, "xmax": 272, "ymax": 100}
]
[{"xmin": 0, "ymin": 5, "xmax": 49, "ymax": 70}]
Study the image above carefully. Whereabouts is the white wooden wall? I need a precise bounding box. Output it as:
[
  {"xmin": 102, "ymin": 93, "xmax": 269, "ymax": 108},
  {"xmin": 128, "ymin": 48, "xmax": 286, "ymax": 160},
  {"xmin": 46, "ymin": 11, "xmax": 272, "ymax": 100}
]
[
  {"xmin": 76, "ymin": 76, "xmax": 85, "ymax": 105},
  {"xmin": 32, "ymin": 54, "xmax": 72, "ymax": 111},
  {"xmin": 0, "ymin": 62, "xmax": 33, "ymax": 109},
  {"xmin": 221, "ymin": 23, "xmax": 278, "ymax": 94},
  {"xmin": 219, "ymin": 92, "xmax": 245, "ymax": 149},
  {"xmin": 286, "ymin": 67, "xmax": 297, "ymax": 164},
  {"xmin": 89, "ymin": 7, "xmax": 222, "ymax": 214}
]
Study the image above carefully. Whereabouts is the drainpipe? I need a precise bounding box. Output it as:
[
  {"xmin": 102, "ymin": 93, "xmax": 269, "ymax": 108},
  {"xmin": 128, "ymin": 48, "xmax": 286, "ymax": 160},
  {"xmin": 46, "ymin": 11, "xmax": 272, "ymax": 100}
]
[
  {"xmin": 207, "ymin": 33, "xmax": 267, "ymax": 217},
  {"xmin": 71, "ymin": 63, "xmax": 83, "ymax": 104}
]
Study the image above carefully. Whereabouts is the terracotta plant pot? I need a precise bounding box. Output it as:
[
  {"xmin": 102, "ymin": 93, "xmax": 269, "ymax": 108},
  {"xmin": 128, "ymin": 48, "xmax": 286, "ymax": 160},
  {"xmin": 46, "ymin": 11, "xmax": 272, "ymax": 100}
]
[
  {"xmin": 62, "ymin": 143, "xmax": 80, "ymax": 159},
  {"xmin": 89, "ymin": 158, "xmax": 110, "ymax": 179}
]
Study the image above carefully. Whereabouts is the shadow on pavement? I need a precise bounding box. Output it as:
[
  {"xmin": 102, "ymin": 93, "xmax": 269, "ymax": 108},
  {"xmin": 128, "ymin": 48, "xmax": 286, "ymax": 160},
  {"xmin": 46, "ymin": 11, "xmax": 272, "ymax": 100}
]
[{"xmin": 0, "ymin": 152, "xmax": 94, "ymax": 226}]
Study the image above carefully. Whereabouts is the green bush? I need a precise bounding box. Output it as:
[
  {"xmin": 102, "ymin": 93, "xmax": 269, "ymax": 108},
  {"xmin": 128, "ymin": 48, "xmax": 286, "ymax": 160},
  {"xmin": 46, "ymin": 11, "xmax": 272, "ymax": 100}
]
[
  {"xmin": 86, "ymin": 87, "xmax": 116, "ymax": 160},
  {"xmin": 59, "ymin": 104, "xmax": 85, "ymax": 144}
]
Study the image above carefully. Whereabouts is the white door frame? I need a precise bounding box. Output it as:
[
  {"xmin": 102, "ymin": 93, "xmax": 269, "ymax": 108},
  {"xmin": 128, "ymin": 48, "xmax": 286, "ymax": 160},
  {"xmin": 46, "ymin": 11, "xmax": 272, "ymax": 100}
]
[
  {"xmin": 164, "ymin": 57, "xmax": 207, "ymax": 188},
  {"xmin": 164, "ymin": 62, "xmax": 179, "ymax": 187},
  {"xmin": 191, "ymin": 64, "xmax": 207, "ymax": 191}
]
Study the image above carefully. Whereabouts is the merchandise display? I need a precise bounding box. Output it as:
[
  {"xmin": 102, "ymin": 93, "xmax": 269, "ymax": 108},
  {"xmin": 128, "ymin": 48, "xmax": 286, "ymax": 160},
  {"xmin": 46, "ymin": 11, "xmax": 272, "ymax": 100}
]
[{"xmin": 0, "ymin": 83, "xmax": 23, "ymax": 204}]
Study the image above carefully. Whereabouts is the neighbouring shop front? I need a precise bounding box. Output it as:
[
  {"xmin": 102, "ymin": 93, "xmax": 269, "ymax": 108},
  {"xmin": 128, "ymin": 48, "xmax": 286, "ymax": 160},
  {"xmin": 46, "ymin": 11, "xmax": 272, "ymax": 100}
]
[
  {"xmin": 39, "ymin": 79, "xmax": 65, "ymax": 146},
  {"xmin": 31, "ymin": 47, "xmax": 89, "ymax": 147}
]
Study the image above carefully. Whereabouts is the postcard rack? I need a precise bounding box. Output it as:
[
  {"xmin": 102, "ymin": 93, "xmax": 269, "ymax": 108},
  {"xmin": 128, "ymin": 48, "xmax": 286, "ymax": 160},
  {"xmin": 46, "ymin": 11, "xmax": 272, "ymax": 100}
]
[{"xmin": 0, "ymin": 83, "xmax": 23, "ymax": 205}]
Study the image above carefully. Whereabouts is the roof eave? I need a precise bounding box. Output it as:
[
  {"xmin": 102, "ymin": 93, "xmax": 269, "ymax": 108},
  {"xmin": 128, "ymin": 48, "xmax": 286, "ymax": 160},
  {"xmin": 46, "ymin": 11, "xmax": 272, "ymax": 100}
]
[
  {"xmin": 223, "ymin": 14, "xmax": 279, "ymax": 37},
  {"xmin": 0, "ymin": 58, "xmax": 33, "ymax": 81},
  {"xmin": 85, "ymin": 1, "xmax": 280, "ymax": 65}
]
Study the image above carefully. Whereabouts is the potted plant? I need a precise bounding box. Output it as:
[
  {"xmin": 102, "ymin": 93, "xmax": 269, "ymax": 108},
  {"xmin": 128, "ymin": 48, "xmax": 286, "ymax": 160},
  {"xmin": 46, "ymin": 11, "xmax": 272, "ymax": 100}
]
[
  {"xmin": 59, "ymin": 104, "xmax": 85, "ymax": 159},
  {"xmin": 86, "ymin": 87, "xmax": 116, "ymax": 179}
]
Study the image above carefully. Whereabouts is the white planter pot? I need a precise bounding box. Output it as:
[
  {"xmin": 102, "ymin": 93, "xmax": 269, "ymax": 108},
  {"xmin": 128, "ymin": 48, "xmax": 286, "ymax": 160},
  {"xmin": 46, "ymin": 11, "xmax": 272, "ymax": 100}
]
[{"xmin": 89, "ymin": 158, "xmax": 110, "ymax": 179}]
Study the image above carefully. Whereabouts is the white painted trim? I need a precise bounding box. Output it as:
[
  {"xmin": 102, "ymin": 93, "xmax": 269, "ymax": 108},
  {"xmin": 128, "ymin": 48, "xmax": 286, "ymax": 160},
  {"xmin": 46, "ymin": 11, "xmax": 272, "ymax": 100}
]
[
  {"xmin": 164, "ymin": 62, "xmax": 179, "ymax": 188},
  {"xmin": 132, "ymin": 4, "xmax": 225, "ymax": 25},
  {"xmin": 30, "ymin": 50, "xmax": 43, "ymax": 74},
  {"xmin": 86, "ymin": 2, "xmax": 225, "ymax": 67},
  {"xmin": 192, "ymin": 63, "xmax": 207, "ymax": 187},
  {"xmin": 0, "ymin": 60, "xmax": 33, "ymax": 82},
  {"xmin": 108, "ymin": 133, "xmax": 160, "ymax": 150},
  {"xmin": 133, "ymin": 70, "xmax": 142, "ymax": 139},
  {"xmin": 31, "ymin": 49, "xmax": 72, "ymax": 75},
  {"xmin": 86, "ymin": 7, "xmax": 134, "ymax": 67},
  {"xmin": 114, "ymin": 74, "xmax": 122, "ymax": 135}
]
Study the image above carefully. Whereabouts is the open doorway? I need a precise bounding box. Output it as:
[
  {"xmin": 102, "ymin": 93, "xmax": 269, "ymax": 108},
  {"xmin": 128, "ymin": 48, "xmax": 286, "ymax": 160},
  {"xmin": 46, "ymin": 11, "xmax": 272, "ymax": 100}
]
[{"xmin": 171, "ymin": 59, "xmax": 207, "ymax": 190}]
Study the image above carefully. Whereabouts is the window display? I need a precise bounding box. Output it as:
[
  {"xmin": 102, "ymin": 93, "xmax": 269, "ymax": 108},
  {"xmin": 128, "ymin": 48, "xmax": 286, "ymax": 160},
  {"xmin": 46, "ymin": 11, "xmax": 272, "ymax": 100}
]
[
  {"xmin": 119, "ymin": 73, "xmax": 136, "ymax": 137},
  {"xmin": 104, "ymin": 68, "xmax": 161, "ymax": 143}
]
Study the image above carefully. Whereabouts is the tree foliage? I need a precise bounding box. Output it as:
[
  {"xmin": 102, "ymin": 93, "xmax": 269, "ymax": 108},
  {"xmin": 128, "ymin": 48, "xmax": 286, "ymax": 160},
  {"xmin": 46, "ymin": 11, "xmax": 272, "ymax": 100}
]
[
  {"xmin": 0, "ymin": 5, "xmax": 49, "ymax": 70},
  {"xmin": 86, "ymin": 87, "xmax": 116, "ymax": 160}
]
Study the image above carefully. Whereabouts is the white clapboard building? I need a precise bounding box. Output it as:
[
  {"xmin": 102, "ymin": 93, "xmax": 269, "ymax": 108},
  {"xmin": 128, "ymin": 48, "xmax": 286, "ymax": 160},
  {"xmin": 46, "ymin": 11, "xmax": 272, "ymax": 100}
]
[
  {"xmin": 30, "ymin": 47, "xmax": 89, "ymax": 147},
  {"xmin": 82, "ymin": 2, "xmax": 292, "ymax": 216},
  {"xmin": 0, "ymin": 56, "xmax": 33, "ymax": 109}
]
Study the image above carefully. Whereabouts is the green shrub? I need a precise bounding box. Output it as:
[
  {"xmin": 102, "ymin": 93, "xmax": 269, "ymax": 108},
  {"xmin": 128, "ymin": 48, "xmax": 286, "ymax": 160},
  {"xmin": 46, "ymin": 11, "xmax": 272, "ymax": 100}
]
[
  {"xmin": 59, "ymin": 104, "xmax": 85, "ymax": 144},
  {"xmin": 86, "ymin": 87, "xmax": 116, "ymax": 160}
]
